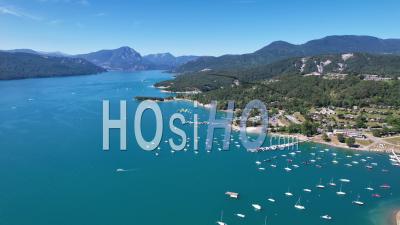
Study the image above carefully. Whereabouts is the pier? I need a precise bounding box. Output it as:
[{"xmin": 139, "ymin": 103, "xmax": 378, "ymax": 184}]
[
  {"xmin": 248, "ymin": 136, "xmax": 303, "ymax": 152},
  {"xmin": 391, "ymin": 149, "xmax": 400, "ymax": 163}
]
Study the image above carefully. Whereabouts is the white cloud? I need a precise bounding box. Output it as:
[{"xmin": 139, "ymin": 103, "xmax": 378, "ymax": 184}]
[
  {"xmin": 0, "ymin": 5, "xmax": 42, "ymax": 20},
  {"xmin": 0, "ymin": 6, "xmax": 20, "ymax": 16}
]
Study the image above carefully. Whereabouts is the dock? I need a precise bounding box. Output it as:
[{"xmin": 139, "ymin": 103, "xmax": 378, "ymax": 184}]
[{"xmin": 248, "ymin": 141, "xmax": 303, "ymax": 152}]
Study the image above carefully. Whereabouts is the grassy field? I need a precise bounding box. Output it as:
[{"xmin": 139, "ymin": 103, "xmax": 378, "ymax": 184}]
[
  {"xmin": 383, "ymin": 136, "xmax": 400, "ymax": 146},
  {"xmin": 356, "ymin": 139, "xmax": 373, "ymax": 146}
]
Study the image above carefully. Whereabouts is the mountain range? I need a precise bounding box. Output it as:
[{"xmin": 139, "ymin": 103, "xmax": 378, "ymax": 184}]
[
  {"xmin": 156, "ymin": 52, "xmax": 400, "ymax": 92},
  {"xmin": 76, "ymin": 47, "xmax": 199, "ymax": 71},
  {"xmin": 2, "ymin": 35, "xmax": 400, "ymax": 80},
  {"xmin": 143, "ymin": 53, "xmax": 199, "ymax": 70},
  {"xmin": 2, "ymin": 47, "xmax": 200, "ymax": 71},
  {"xmin": 175, "ymin": 35, "xmax": 400, "ymax": 73}
]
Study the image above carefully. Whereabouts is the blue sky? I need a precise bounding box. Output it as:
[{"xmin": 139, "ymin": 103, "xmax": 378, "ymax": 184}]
[{"xmin": 1, "ymin": 0, "xmax": 400, "ymax": 56}]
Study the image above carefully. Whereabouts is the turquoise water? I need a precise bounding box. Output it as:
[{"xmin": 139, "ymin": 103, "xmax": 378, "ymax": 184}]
[{"xmin": 0, "ymin": 71, "xmax": 399, "ymax": 225}]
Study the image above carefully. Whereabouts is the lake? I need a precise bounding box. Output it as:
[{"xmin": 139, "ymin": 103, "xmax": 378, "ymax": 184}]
[{"xmin": 0, "ymin": 71, "xmax": 398, "ymax": 225}]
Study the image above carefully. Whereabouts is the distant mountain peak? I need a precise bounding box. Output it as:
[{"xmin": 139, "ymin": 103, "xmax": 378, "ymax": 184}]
[
  {"xmin": 267, "ymin": 40, "xmax": 295, "ymax": 48},
  {"xmin": 255, "ymin": 40, "xmax": 298, "ymax": 54},
  {"xmin": 114, "ymin": 46, "xmax": 141, "ymax": 56}
]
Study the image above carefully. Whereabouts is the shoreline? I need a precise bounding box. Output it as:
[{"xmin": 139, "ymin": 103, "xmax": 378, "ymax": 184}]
[{"xmin": 155, "ymin": 95, "xmax": 398, "ymax": 154}]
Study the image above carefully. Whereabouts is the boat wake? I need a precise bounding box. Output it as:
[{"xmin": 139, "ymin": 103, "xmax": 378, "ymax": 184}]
[{"xmin": 116, "ymin": 168, "xmax": 138, "ymax": 172}]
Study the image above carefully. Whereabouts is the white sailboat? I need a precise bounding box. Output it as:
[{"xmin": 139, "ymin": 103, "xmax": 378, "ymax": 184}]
[
  {"xmin": 352, "ymin": 195, "xmax": 365, "ymax": 206},
  {"xmin": 294, "ymin": 197, "xmax": 305, "ymax": 210},
  {"xmin": 285, "ymin": 188, "xmax": 293, "ymax": 197},
  {"xmin": 328, "ymin": 178, "xmax": 336, "ymax": 186},
  {"xmin": 336, "ymin": 184, "xmax": 346, "ymax": 196},
  {"xmin": 284, "ymin": 162, "xmax": 292, "ymax": 172},
  {"xmin": 217, "ymin": 211, "xmax": 227, "ymax": 225},
  {"xmin": 316, "ymin": 178, "xmax": 325, "ymax": 189}
]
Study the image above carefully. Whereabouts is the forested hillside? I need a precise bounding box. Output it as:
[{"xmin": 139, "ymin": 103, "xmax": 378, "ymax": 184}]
[
  {"xmin": 175, "ymin": 35, "xmax": 400, "ymax": 73},
  {"xmin": 156, "ymin": 53, "xmax": 400, "ymax": 92},
  {"xmin": 0, "ymin": 52, "xmax": 105, "ymax": 80}
]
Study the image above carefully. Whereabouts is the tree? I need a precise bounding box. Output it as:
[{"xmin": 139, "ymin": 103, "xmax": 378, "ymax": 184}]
[
  {"xmin": 337, "ymin": 133, "xmax": 345, "ymax": 143},
  {"xmin": 288, "ymin": 123, "xmax": 301, "ymax": 134},
  {"xmin": 301, "ymin": 120, "xmax": 318, "ymax": 137},
  {"xmin": 355, "ymin": 115, "xmax": 367, "ymax": 128},
  {"xmin": 278, "ymin": 126, "xmax": 288, "ymax": 133},
  {"xmin": 327, "ymin": 124, "xmax": 334, "ymax": 132},
  {"xmin": 372, "ymin": 129, "xmax": 382, "ymax": 137},
  {"xmin": 322, "ymin": 133, "xmax": 331, "ymax": 142},
  {"xmin": 269, "ymin": 108, "xmax": 279, "ymax": 116},
  {"xmin": 345, "ymin": 137, "xmax": 356, "ymax": 147}
]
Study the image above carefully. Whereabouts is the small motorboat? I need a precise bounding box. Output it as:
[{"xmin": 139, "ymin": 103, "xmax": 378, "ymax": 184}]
[
  {"xmin": 339, "ymin": 178, "xmax": 350, "ymax": 183},
  {"xmin": 365, "ymin": 185, "xmax": 374, "ymax": 191},
  {"xmin": 321, "ymin": 215, "xmax": 332, "ymax": 220},
  {"xmin": 284, "ymin": 167, "xmax": 292, "ymax": 172},
  {"xmin": 372, "ymin": 194, "xmax": 381, "ymax": 198},
  {"xmin": 225, "ymin": 191, "xmax": 239, "ymax": 199},
  {"xmin": 236, "ymin": 213, "xmax": 245, "ymax": 218},
  {"xmin": 380, "ymin": 184, "xmax": 391, "ymax": 189},
  {"xmin": 252, "ymin": 204, "xmax": 262, "ymax": 210}
]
